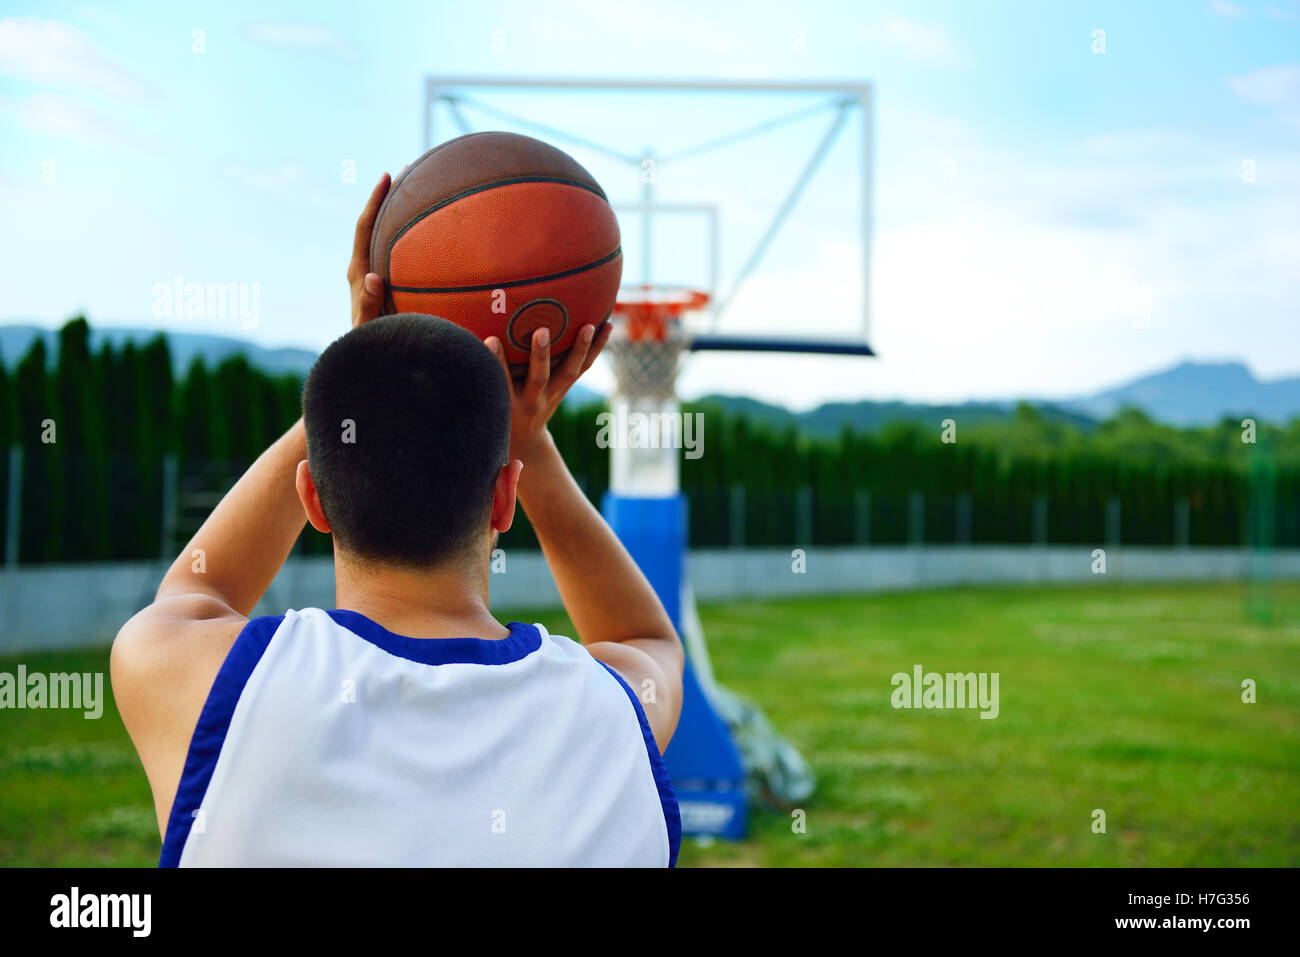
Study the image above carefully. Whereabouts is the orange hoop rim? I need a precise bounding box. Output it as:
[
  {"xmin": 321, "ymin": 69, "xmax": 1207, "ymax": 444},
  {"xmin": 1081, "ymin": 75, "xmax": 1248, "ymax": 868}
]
[{"xmin": 611, "ymin": 286, "xmax": 710, "ymax": 342}]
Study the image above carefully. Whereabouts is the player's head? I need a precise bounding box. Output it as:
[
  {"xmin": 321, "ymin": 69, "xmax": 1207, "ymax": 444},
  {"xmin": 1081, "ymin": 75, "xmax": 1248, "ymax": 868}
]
[{"xmin": 298, "ymin": 313, "xmax": 514, "ymax": 569}]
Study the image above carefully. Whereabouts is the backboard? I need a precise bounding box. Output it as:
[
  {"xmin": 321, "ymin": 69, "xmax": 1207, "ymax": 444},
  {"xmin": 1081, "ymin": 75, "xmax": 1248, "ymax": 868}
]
[
  {"xmin": 418, "ymin": 77, "xmax": 875, "ymax": 842},
  {"xmin": 421, "ymin": 77, "xmax": 874, "ymax": 356}
]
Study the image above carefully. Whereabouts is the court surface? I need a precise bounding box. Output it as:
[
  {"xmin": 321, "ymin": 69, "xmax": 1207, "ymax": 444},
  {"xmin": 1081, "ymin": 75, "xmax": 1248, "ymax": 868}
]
[{"xmin": 1, "ymin": 581, "xmax": 1296, "ymax": 867}]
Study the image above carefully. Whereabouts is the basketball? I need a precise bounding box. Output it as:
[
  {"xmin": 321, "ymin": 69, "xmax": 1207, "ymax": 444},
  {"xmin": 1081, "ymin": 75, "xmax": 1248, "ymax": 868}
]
[{"xmin": 369, "ymin": 131, "xmax": 623, "ymax": 375}]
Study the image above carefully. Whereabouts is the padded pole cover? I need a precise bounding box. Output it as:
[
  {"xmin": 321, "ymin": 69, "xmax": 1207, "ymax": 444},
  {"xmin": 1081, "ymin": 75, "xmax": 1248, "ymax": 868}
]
[{"xmin": 602, "ymin": 492, "xmax": 748, "ymax": 839}]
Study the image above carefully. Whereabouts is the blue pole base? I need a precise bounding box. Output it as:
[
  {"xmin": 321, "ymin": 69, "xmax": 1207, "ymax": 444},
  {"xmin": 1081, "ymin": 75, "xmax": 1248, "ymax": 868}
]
[{"xmin": 602, "ymin": 492, "xmax": 748, "ymax": 841}]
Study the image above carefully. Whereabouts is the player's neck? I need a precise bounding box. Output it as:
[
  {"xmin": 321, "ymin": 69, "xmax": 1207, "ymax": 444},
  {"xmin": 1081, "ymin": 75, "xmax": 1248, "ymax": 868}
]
[{"xmin": 332, "ymin": 548, "xmax": 508, "ymax": 640}]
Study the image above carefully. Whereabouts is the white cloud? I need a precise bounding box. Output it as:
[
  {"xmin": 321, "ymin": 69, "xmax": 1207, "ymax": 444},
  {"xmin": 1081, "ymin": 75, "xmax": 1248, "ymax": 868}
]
[
  {"xmin": 676, "ymin": 105, "xmax": 1300, "ymax": 406},
  {"xmin": 1210, "ymin": 0, "xmax": 1245, "ymax": 16},
  {"xmin": 243, "ymin": 21, "xmax": 359, "ymax": 60},
  {"xmin": 1228, "ymin": 64, "xmax": 1300, "ymax": 131},
  {"xmin": 866, "ymin": 16, "xmax": 970, "ymax": 67},
  {"xmin": 0, "ymin": 91, "xmax": 135, "ymax": 145},
  {"xmin": 0, "ymin": 16, "xmax": 152, "ymax": 98},
  {"xmin": 1227, "ymin": 63, "xmax": 1300, "ymax": 105}
]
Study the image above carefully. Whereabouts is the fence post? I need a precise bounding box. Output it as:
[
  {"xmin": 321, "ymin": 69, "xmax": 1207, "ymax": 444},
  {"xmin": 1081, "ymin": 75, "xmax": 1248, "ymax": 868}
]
[
  {"xmin": 1032, "ymin": 495, "xmax": 1048, "ymax": 546},
  {"xmin": 795, "ymin": 486, "xmax": 812, "ymax": 545},
  {"xmin": 1245, "ymin": 448, "xmax": 1277, "ymax": 623},
  {"xmin": 5, "ymin": 446, "xmax": 21, "ymax": 568},
  {"xmin": 161, "ymin": 453, "xmax": 178, "ymax": 561},
  {"xmin": 1174, "ymin": 497, "xmax": 1190, "ymax": 549},
  {"xmin": 1105, "ymin": 496, "xmax": 1122, "ymax": 547},
  {"xmin": 855, "ymin": 490, "xmax": 871, "ymax": 545},
  {"xmin": 956, "ymin": 491, "xmax": 972, "ymax": 545},
  {"xmin": 729, "ymin": 484, "xmax": 745, "ymax": 550},
  {"xmin": 908, "ymin": 491, "xmax": 924, "ymax": 546}
]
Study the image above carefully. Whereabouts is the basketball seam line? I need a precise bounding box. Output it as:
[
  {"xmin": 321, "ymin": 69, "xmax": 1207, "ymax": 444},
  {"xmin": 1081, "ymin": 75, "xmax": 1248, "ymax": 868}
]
[
  {"xmin": 388, "ymin": 246, "xmax": 622, "ymax": 294},
  {"xmin": 370, "ymin": 134, "xmax": 586, "ymax": 269},
  {"xmin": 384, "ymin": 176, "xmax": 611, "ymax": 259},
  {"xmin": 369, "ymin": 138, "xmax": 465, "ymax": 271}
]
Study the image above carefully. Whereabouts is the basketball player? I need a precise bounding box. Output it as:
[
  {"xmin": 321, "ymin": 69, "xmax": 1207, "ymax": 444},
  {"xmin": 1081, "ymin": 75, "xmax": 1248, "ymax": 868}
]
[{"xmin": 111, "ymin": 174, "xmax": 684, "ymax": 866}]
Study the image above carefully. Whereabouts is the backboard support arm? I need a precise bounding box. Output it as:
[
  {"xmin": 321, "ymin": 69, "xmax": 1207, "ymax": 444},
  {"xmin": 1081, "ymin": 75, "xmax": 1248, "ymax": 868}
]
[{"xmin": 689, "ymin": 335, "xmax": 875, "ymax": 356}]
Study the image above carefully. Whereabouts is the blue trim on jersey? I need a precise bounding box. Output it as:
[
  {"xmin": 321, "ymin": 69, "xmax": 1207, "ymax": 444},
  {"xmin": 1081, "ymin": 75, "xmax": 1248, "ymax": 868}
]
[
  {"xmin": 597, "ymin": 662, "xmax": 682, "ymax": 868},
  {"xmin": 326, "ymin": 610, "xmax": 541, "ymax": 666},
  {"xmin": 158, "ymin": 614, "xmax": 283, "ymax": 868}
]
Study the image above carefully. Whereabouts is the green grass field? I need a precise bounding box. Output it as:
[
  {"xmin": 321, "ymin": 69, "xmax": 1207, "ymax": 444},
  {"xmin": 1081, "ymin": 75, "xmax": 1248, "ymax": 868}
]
[{"xmin": 2, "ymin": 582, "xmax": 1297, "ymax": 866}]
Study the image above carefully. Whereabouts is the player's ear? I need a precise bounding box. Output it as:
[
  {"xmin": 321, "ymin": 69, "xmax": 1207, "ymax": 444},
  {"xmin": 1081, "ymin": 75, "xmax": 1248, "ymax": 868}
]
[
  {"xmin": 490, "ymin": 459, "xmax": 524, "ymax": 534},
  {"xmin": 296, "ymin": 459, "xmax": 331, "ymax": 533}
]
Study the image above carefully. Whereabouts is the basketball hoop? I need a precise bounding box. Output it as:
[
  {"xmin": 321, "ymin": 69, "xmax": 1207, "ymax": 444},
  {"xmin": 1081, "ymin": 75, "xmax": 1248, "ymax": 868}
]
[
  {"xmin": 614, "ymin": 285, "xmax": 710, "ymax": 342},
  {"xmin": 606, "ymin": 286, "xmax": 709, "ymax": 400},
  {"xmin": 420, "ymin": 78, "xmax": 878, "ymax": 841}
]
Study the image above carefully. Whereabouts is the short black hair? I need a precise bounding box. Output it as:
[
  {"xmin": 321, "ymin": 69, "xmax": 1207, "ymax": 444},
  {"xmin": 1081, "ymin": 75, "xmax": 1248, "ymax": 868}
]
[{"xmin": 302, "ymin": 313, "xmax": 510, "ymax": 567}]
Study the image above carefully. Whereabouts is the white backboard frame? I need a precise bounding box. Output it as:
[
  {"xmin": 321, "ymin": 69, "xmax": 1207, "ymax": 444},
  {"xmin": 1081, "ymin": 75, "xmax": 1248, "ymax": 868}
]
[{"xmin": 421, "ymin": 75, "xmax": 874, "ymax": 353}]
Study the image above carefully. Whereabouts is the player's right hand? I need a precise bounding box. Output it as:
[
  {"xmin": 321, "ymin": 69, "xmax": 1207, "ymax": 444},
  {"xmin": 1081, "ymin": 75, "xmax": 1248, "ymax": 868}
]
[{"xmin": 484, "ymin": 320, "xmax": 612, "ymax": 465}]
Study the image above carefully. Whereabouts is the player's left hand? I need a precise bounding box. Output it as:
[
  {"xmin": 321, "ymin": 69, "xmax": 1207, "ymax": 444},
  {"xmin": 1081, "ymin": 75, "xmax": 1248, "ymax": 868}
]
[{"xmin": 348, "ymin": 172, "xmax": 392, "ymax": 328}]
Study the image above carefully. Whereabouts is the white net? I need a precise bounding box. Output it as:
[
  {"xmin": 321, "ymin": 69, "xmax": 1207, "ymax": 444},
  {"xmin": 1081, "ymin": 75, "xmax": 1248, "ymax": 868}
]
[
  {"xmin": 604, "ymin": 290, "xmax": 708, "ymax": 400},
  {"xmin": 605, "ymin": 320, "xmax": 690, "ymax": 401}
]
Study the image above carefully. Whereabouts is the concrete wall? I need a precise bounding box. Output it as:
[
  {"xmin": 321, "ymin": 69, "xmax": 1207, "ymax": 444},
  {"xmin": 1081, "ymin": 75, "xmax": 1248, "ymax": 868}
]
[
  {"xmin": 3, "ymin": 546, "xmax": 1298, "ymax": 655},
  {"xmin": 683, "ymin": 545, "xmax": 1300, "ymax": 600}
]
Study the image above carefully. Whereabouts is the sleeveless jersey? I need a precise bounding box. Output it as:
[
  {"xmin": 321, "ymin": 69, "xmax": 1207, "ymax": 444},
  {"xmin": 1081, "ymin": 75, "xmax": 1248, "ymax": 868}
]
[{"xmin": 159, "ymin": 607, "xmax": 680, "ymax": 867}]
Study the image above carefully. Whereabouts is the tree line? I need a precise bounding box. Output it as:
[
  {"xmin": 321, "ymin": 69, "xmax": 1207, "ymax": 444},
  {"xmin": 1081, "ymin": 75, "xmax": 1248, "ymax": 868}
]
[{"xmin": 0, "ymin": 317, "xmax": 1295, "ymax": 564}]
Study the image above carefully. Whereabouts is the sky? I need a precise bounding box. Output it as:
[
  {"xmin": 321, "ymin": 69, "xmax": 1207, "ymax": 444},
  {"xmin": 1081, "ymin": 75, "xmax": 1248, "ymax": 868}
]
[{"xmin": 0, "ymin": 0, "xmax": 1297, "ymax": 410}]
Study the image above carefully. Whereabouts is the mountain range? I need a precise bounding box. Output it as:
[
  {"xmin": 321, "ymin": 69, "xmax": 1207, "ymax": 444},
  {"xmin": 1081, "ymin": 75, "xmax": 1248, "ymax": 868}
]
[
  {"xmin": 693, "ymin": 360, "xmax": 1300, "ymax": 436},
  {"xmin": 2, "ymin": 324, "xmax": 1296, "ymax": 431},
  {"xmin": 0, "ymin": 324, "xmax": 319, "ymax": 380}
]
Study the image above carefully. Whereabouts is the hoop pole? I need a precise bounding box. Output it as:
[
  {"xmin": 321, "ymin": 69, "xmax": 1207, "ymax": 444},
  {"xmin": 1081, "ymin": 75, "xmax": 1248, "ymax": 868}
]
[{"xmin": 641, "ymin": 150, "xmax": 654, "ymax": 292}]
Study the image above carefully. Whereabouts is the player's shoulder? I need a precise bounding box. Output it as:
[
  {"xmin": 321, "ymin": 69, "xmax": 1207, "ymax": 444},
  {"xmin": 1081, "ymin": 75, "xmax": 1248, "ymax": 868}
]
[
  {"xmin": 525, "ymin": 622, "xmax": 630, "ymax": 675},
  {"xmin": 521, "ymin": 622, "xmax": 623, "ymax": 679},
  {"xmin": 114, "ymin": 592, "xmax": 242, "ymax": 653},
  {"xmin": 524, "ymin": 621, "xmax": 579, "ymax": 654},
  {"xmin": 523, "ymin": 623, "xmax": 675, "ymax": 690},
  {"xmin": 110, "ymin": 594, "xmax": 252, "ymax": 702}
]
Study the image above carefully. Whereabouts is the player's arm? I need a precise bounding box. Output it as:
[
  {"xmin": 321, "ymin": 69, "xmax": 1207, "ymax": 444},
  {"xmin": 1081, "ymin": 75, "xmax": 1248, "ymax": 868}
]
[
  {"xmin": 112, "ymin": 415, "xmax": 313, "ymax": 817},
  {"xmin": 112, "ymin": 174, "xmax": 395, "ymax": 823},
  {"xmin": 122, "ymin": 174, "xmax": 391, "ymax": 633},
  {"xmin": 484, "ymin": 327, "xmax": 684, "ymax": 753}
]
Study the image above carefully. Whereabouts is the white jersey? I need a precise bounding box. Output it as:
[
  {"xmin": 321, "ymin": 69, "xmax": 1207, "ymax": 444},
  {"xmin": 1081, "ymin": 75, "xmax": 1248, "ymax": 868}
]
[{"xmin": 160, "ymin": 607, "xmax": 679, "ymax": 867}]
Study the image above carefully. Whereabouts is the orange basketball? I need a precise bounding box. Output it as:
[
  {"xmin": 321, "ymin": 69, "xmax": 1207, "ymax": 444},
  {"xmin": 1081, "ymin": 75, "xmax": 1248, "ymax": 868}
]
[{"xmin": 369, "ymin": 131, "xmax": 622, "ymax": 376}]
